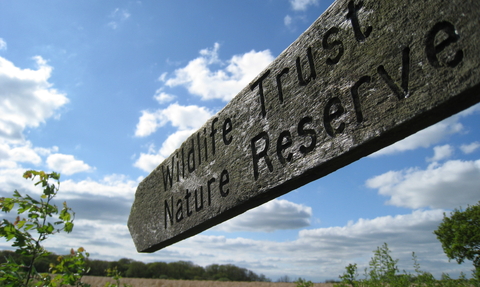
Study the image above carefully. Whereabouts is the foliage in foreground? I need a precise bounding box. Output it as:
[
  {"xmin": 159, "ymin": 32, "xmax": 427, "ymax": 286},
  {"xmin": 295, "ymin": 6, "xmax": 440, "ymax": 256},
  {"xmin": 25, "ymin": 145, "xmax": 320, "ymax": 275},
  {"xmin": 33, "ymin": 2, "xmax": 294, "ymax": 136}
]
[
  {"xmin": 336, "ymin": 243, "xmax": 478, "ymax": 287},
  {"xmin": 0, "ymin": 170, "xmax": 89, "ymax": 286}
]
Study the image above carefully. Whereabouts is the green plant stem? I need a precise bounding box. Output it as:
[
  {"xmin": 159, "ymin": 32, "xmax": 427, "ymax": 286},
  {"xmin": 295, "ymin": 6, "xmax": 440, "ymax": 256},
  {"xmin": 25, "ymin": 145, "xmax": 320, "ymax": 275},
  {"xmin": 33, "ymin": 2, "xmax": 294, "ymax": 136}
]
[{"xmin": 25, "ymin": 195, "xmax": 51, "ymax": 286}]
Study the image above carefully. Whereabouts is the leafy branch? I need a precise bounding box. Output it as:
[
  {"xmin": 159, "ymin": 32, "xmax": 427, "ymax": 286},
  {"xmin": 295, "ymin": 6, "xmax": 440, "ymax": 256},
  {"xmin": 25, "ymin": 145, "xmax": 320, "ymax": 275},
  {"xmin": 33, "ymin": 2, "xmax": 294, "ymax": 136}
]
[{"xmin": 0, "ymin": 170, "xmax": 89, "ymax": 286}]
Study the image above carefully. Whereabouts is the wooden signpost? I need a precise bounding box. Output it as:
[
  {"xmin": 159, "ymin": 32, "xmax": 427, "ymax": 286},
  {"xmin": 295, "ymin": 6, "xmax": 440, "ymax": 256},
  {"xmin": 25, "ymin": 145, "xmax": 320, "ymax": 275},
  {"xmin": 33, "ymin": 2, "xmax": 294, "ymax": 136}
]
[{"xmin": 128, "ymin": 0, "xmax": 480, "ymax": 252}]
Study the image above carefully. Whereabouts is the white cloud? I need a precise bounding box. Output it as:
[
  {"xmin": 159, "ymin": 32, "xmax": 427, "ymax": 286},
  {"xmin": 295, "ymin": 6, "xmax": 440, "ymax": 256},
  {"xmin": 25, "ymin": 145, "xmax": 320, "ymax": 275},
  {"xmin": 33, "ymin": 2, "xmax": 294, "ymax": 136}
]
[
  {"xmin": 366, "ymin": 159, "xmax": 480, "ymax": 209},
  {"xmin": 461, "ymin": 142, "xmax": 480, "ymax": 154},
  {"xmin": 162, "ymin": 104, "xmax": 212, "ymax": 130},
  {"xmin": 134, "ymin": 129, "xmax": 195, "ymax": 172},
  {"xmin": 8, "ymin": 145, "xmax": 42, "ymax": 165},
  {"xmin": 214, "ymin": 199, "xmax": 312, "ymax": 232},
  {"xmin": 298, "ymin": 209, "xmax": 443, "ymax": 246},
  {"xmin": 133, "ymin": 152, "xmax": 165, "ymax": 173},
  {"xmin": 134, "ymin": 103, "xmax": 212, "ymax": 138},
  {"xmin": 158, "ymin": 129, "xmax": 195, "ymax": 157},
  {"xmin": 165, "ymin": 43, "xmax": 274, "ymax": 101},
  {"xmin": 153, "ymin": 90, "xmax": 175, "ymax": 104},
  {"xmin": 61, "ymin": 174, "xmax": 137, "ymax": 199},
  {"xmin": 0, "ymin": 142, "xmax": 60, "ymax": 170},
  {"xmin": 134, "ymin": 110, "xmax": 164, "ymax": 137},
  {"xmin": 0, "ymin": 56, "xmax": 68, "ymax": 142},
  {"xmin": 46, "ymin": 153, "xmax": 93, "ymax": 175},
  {"xmin": 0, "ymin": 38, "xmax": 6, "ymax": 50},
  {"xmin": 289, "ymin": 0, "xmax": 319, "ymax": 11},
  {"xmin": 427, "ymin": 144, "xmax": 454, "ymax": 162},
  {"xmin": 0, "ymin": 142, "xmax": 41, "ymax": 166},
  {"xmin": 133, "ymin": 103, "xmax": 212, "ymax": 172},
  {"xmin": 34, "ymin": 145, "xmax": 59, "ymax": 156},
  {"xmin": 0, "ymin": 168, "xmax": 42, "ymax": 195}
]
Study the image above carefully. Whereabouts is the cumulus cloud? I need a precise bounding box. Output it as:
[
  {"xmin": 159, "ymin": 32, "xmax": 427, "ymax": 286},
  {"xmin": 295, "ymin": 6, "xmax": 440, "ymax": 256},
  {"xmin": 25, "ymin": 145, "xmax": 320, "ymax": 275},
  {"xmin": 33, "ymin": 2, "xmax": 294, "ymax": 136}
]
[
  {"xmin": 39, "ymin": 219, "xmax": 136, "ymax": 262},
  {"xmin": 134, "ymin": 129, "xmax": 196, "ymax": 172},
  {"xmin": 164, "ymin": 43, "xmax": 274, "ymax": 101},
  {"xmin": 0, "ymin": 141, "xmax": 60, "ymax": 170},
  {"xmin": 298, "ymin": 209, "xmax": 444, "ymax": 247},
  {"xmin": 289, "ymin": 0, "xmax": 319, "ymax": 11},
  {"xmin": 46, "ymin": 153, "xmax": 93, "ymax": 175},
  {"xmin": 134, "ymin": 110, "xmax": 163, "ymax": 138},
  {"xmin": 426, "ymin": 144, "xmax": 454, "ymax": 162},
  {"xmin": 135, "ymin": 103, "xmax": 212, "ymax": 138},
  {"xmin": 61, "ymin": 174, "xmax": 137, "ymax": 199},
  {"xmin": 461, "ymin": 142, "xmax": 480, "ymax": 154},
  {"xmin": 133, "ymin": 152, "xmax": 164, "ymax": 173},
  {"xmin": 0, "ymin": 56, "xmax": 68, "ymax": 142},
  {"xmin": 214, "ymin": 199, "xmax": 312, "ymax": 232},
  {"xmin": 366, "ymin": 159, "xmax": 480, "ymax": 209},
  {"xmin": 0, "ymin": 142, "xmax": 41, "ymax": 166},
  {"xmin": 0, "ymin": 168, "xmax": 42, "ymax": 196},
  {"xmin": 134, "ymin": 103, "xmax": 213, "ymax": 172},
  {"xmin": 153, "ymin": 90, "xmax": 175, "ymax": 104}
]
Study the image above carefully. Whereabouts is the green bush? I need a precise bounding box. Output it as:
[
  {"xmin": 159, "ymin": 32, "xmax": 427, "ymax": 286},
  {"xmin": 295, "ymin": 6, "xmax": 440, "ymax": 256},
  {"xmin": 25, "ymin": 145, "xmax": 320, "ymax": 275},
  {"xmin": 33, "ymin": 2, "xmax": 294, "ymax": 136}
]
[
  {"xmin": 0, "ymin": 170, "xmax": 90, "ymax": 287},
  {"xmin": 295, "ymin": 277, "xmax": 314, "ymax": 287}
]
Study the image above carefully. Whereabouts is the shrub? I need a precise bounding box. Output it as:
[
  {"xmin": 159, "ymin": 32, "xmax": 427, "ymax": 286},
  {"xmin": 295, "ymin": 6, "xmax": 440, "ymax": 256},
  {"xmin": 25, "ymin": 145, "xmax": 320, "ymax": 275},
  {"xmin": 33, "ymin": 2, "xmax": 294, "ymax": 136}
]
[
  {"xmin": 295, "ymin": 277, "xmax": 314, "ymax": 287},
  {"xmin": 0, "ymin": 170, "xmax": 90, "ymax": 286}
]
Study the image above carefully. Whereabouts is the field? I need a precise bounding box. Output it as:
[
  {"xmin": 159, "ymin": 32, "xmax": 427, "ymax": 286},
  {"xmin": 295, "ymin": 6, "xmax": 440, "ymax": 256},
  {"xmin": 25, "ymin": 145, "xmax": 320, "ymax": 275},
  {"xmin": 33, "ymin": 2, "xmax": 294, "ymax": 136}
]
[{"xmin": 80, "ymin": 276, "xmax": 335, "ymax": 287}]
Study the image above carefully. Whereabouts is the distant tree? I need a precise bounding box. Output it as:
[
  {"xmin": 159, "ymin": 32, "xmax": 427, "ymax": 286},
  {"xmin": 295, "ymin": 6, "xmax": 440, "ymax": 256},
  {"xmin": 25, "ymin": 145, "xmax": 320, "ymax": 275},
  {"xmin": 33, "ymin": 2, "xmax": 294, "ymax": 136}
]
[
  {"xmin": 258, "ymin": 273, "xmax": 271, "ymax": 282},
  {"xmin": 167, "ymin": 261, "xmax": 196, "ymax": 279},
  {"xmin": 109, "ymin": 258, "xmax": 133, "ymax": 275},
  {"xmin": 187, "ymin": 264, "xmax": 205, "ymax": 280},
  {"xmin": 87, "ymin": 259, "xmax": 109, "ymax": 276},
  {"xmin": 434, "ymin": 201, "xmax": 480, "ymax": 277},
  {"xmin": 126, "ymin": 260, "xmax": 148, "ymax": 278},
  {"xmin": 146, "ymin": 261, "xmax": 168, "ymax": 278},
  {"xmin": 277, "ymin": 275, "xmax": 291, "ymax": 282}
]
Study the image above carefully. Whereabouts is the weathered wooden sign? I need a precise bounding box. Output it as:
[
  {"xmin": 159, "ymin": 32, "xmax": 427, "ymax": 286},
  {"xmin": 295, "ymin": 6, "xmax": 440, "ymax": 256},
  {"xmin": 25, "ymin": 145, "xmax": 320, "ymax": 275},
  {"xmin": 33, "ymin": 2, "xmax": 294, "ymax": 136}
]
[{"xmin": 128, "ymin": 0, "xmax": 480, "ymax": 252}]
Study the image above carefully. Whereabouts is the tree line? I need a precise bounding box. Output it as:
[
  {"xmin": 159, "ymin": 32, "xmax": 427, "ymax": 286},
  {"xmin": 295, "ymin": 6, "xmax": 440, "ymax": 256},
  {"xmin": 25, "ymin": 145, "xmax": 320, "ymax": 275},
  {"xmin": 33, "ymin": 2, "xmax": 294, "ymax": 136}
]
[{"xmin": 0, "ymin": 250, "xmax": 270, "ymax": 282}]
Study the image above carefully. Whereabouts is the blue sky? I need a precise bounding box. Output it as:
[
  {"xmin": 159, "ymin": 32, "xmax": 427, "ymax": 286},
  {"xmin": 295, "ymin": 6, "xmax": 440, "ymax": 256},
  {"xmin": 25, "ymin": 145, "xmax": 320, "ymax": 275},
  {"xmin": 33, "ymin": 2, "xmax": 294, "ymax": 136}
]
[{"xmin": 0, "ymin": 0, "xmax": 479, "ymax": 283}]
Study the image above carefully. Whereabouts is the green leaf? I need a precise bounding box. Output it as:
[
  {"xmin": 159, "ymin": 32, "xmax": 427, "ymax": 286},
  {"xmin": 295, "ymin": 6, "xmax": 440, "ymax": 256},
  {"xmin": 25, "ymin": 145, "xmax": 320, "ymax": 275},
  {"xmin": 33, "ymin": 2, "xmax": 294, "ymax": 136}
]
[
  {"xmin": 45, "ymin": 223, "xmax": 55, "ymax": 234},
  {"xmin": 24, "ymin": 223, "xmax": 35, "ymax": 231},
  {"xmin": 64, "ymin": 222, "xmax": 74, "ymax": 233},
  {"xmin": 16, "ymin": 220, "xmax": 25, "ymax": 229},
  {"xmin": 60, "ymin": 209, "xmax": 71, "ymax": 222}
]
